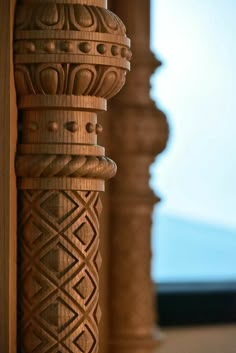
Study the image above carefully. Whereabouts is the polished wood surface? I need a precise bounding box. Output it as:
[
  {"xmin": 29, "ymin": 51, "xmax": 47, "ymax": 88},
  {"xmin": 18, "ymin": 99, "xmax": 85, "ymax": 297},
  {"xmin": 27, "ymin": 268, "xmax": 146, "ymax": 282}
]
[
  {"xmin": 13, "ymin": 1, "xmax": 130, "ymax": 352},
  {"xmin": 0, "ymin": 1, "xmax": 17, "ymax": 352}
]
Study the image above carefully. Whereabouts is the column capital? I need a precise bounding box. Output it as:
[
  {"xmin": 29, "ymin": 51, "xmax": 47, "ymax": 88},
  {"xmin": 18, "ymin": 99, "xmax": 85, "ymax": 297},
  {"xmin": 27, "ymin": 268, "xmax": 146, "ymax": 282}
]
[{"xmin": 14, "ymin": 0, "xmax": 131, "ymax": 192}]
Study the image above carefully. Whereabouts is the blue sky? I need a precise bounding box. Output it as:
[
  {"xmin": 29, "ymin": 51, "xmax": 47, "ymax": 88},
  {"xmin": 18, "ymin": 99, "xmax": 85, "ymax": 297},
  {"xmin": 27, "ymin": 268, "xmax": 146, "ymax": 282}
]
[
  {"xmin": 151, "ymin": 211, "xmax": 236, "ymax": 282},
  {"xmin": 150, "ymin": 0, "xmax": 236, "ymax": 230}
]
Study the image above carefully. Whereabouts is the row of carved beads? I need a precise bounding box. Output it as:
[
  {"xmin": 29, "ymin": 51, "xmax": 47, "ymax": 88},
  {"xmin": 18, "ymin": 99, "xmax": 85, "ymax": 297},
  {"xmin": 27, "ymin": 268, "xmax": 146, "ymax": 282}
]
[
  {"xmin": 22, "ymin": 121, "xmax": 102, "ymax": 134},
  {"xmin": 16, "ymin": 155, "xmax": 117, "ymax": 179},
  {"xmin": 14, "ymin": 40, "xmax": 132, "ymax": 61},
  {"xmin": 16, "ymin": 4, "xmax": 126, "ymax": 35},
  {"xmin": 15, "ymin": 64, "xmax": 126, "ymax": 98}
]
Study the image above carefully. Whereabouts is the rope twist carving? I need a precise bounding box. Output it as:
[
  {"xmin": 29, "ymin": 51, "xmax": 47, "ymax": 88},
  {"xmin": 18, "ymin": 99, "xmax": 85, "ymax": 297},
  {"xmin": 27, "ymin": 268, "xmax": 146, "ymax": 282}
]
[{"xmin": 16, "ymin": 155, "xmax": 117, "ymax": 179}]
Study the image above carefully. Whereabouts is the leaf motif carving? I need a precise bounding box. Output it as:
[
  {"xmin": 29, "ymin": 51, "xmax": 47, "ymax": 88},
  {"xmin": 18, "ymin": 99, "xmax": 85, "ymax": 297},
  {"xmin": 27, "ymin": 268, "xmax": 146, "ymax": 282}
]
[
  {"xmin": 69, "ymin": 5, "xmax": 98, "ymax": 31},
  {"xmin": 69, "ymin": 4, "xmax": 98, "ymax": 32},
  {"xmin": 35, "ymin": 64, "xmax": 65, "ymax": 95},
  {"xmin": 35, "ymin": 4, "xmax": 65, "ymax": 29},
  {"xmin": 95, "ymin": 7, "xmax": 126, "ymax": 35},
  {"xmin": 107, "ymin": 70, "xmax": 126, "ymax": 99},
  {"xmin": 14, "ymin": 65, "xmax": 36, "ymax": 95},
  {"xmin": 40, "ymin": 69, "xmax": 59, "ymax": 95},
  {"xmin": 15, "ymin": 4, "xmax": 32, "ymax": 29},
  {"xmin": 68, "ymin": 65, "xmax": 97, "ymax": 95},
  {"xmin": 93, "ymin": 68, "xmax": 124, "ymax": 99},
  {"xmin": 15, "ymin": 3, "xmax": 128, "ymax": 35}
]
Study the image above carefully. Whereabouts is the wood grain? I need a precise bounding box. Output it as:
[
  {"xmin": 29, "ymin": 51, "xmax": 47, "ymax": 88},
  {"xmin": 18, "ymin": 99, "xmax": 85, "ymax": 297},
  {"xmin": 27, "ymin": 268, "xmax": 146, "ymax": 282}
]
[
  {"xmin": 13, "ymin": 1, "xmax": 130, "ymax": 352},
  {"xmin": 0, "ymin": 0, "xmax": 17, "ymax": 352}
]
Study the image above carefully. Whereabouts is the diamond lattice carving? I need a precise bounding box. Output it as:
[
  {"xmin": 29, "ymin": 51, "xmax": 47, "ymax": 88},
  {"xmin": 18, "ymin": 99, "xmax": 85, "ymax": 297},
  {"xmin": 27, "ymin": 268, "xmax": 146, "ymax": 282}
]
[
  {"xmin": 94, "ymin": 197, "xmax": 103, "ymax": 218},
  {"xmin": 22, "ymin": 324, "xmax": 55, "ymax": 352},
  {"xmin": 93, "ymin": 305, "xmax": 102, "ymax": 325},
  {"xmin": 40, "ymin": 192, "xmax": 78, "ymax": 224},
  {"xmin": 24, "ymin": 329, "xmax": 42, "ymax": 351},
  {"xmin": 93, "ymin": 251, "xmax": 102, "ymax": 272},
  {"xmin": 40, "ymin": 242, "xmax": 78, "ymax": 278},
  {"xmin": 40, "ymin": 298, "xmax": 78, "ymax": 332},
  {"xmin": 18, "ymin": 191, "xmax": 101, "ymax": 353},
  {"xmin": 73, "ymin": 269, "xmax": 96, "ymax": 304},
  {"xmin": 23, "ymin": 218, "xmax": 43, "ymax": 249},
  {"xmin": 23, "ymin": 271, "xmax": 43, "ymax": 300},
  {"xmin": 73, "ymin": 219, "xmax": 96, "ymax": 251},
  {"xmin": 74, "ymin": 325, "xmax": 96, "ymax": 353}
]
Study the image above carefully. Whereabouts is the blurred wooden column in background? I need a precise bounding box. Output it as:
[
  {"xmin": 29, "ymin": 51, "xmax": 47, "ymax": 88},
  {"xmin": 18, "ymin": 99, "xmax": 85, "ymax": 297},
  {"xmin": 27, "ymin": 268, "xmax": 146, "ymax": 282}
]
[{"xmin": 108, "ymin": 1, "xmax": 169, "ymax": 353}]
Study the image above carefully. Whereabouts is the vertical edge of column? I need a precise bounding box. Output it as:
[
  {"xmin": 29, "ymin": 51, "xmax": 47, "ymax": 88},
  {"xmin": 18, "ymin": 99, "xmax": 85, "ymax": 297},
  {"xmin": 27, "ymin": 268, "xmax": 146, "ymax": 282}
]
[
  {"xmin": 98, "ymin": 118, "xmax": 112, "ymax": 353},
  {"xmin": 0, "ymin": 0, "xmax": 17, "ymax": 352},
  {"xmin": 98, "ymin": 7, "xmax": 113, "ymax": 353},
  {"xmin": 10, "ymin": 2, "xmax": 18, "ymax": 352}
]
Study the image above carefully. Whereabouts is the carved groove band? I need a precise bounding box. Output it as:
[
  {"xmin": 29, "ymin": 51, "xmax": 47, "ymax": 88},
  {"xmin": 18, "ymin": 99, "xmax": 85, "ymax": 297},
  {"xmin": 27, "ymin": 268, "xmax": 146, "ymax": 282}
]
[
  {"xmin": 22, "ymin": 0, "xmax": 107, "ymax": 7},
  {"xmin": 18, "ymin": 144, "xmax": 105, "ymax": 156},
  {"xmin": 18, "ymin": 95, "xmax": 107, "ymax": 111},
  {"xmin": 15, "ymin": 54, "xmax": 130, "ymax": 70},
  {"xmin": 18, "ymin": 177, "xmax": 105, "ymax": 191},
  {"xmin": 16, "ymin": 155, "xmax": 117, "ymax": 179},
  {"xmin": 15, "ymin": 31, "xmax": 130, "ymax": 47}
]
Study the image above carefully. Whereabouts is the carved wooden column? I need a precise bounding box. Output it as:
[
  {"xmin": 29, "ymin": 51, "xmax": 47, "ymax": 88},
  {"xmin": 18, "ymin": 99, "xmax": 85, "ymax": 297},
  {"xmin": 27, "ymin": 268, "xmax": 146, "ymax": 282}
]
[
  {"xmin": 109, "ymin": 1, "xmax": 169, "ymax": 353},
  {"xmin": 13, "ymin": 1, "xmax": 130, "ymax": 352}
]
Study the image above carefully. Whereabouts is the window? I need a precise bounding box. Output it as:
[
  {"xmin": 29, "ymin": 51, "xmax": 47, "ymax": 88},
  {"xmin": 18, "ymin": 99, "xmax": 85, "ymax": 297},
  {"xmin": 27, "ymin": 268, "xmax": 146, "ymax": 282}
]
[{"xmin": 150, "ymin": 0, "xmax": 236, "ymax": 325}]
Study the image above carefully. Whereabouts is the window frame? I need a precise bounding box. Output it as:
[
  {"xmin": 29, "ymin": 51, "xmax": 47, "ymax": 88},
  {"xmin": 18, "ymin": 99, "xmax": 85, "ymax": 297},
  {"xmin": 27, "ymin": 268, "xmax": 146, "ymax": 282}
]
[{"xmin": 156, "ymin": 281, "xmax": 236, "ymax": 327}]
